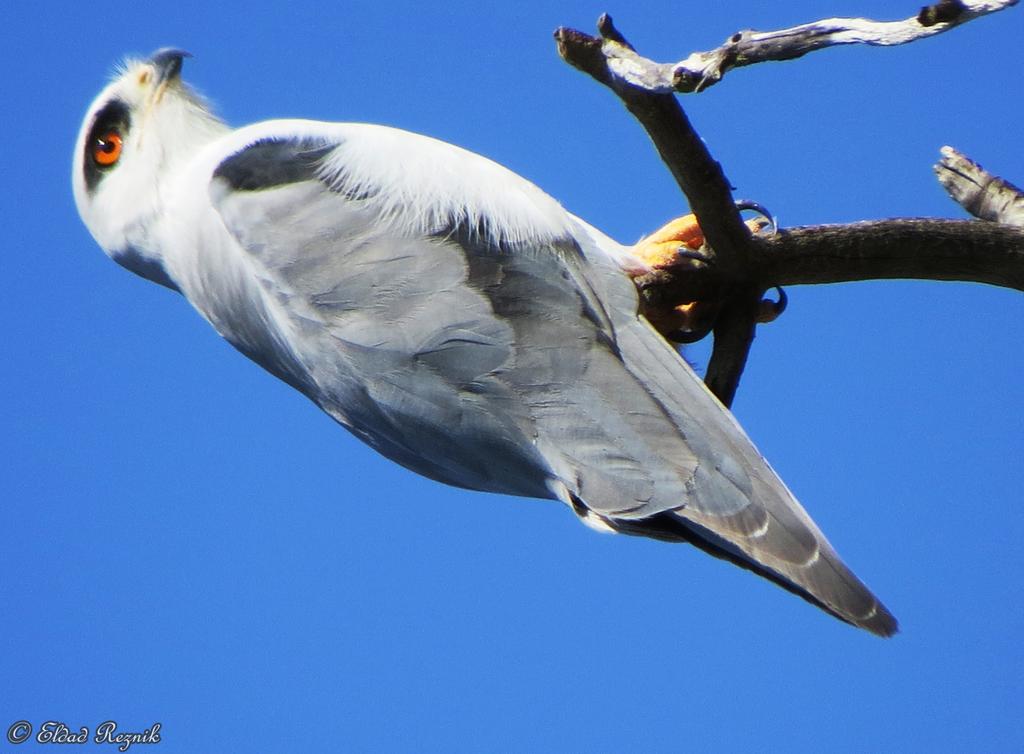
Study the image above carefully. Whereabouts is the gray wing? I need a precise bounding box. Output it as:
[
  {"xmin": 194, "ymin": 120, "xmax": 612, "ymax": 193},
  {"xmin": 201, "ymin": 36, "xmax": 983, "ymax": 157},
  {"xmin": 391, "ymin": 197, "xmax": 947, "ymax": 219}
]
[{"xmin": 207, "ymin": 128, "xmax": 896, "ymax": 636}]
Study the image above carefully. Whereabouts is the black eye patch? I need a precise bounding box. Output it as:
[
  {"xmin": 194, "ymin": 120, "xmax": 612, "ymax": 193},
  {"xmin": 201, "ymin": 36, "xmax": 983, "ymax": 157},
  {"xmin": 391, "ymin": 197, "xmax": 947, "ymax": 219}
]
[{"xmin": 83, "ymin": 99, "xmax": 131, "ymax": 192}]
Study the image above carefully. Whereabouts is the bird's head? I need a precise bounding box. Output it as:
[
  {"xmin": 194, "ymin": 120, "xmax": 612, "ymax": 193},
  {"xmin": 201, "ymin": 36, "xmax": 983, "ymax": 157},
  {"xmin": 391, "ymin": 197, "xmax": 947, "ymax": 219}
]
[{"xmin": 72, "ymin": 49, "xmax": 227, "ymax": 288}]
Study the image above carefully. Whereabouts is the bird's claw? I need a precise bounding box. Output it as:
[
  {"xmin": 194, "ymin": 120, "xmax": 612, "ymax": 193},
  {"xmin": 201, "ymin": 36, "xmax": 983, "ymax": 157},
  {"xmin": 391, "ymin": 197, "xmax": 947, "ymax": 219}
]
[
  {"xmin": 631, "ymin": 213, "xmax": 712, "ymax": 272},
  {"xmin": 757, "ymin": 286, "xmax": 788, "ymax": 324},
  {"xmin": 631, "ymin": 201, "xmax": 777, "ymax": 274},
  {"xmin": 633, "ymin": 204, "xmax": 783, "ymax": 341}
]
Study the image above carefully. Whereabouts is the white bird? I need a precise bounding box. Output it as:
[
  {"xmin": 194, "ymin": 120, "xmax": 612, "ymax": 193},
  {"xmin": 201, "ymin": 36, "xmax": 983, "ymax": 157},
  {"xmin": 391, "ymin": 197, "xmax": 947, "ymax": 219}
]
[{"xmin": 73, "ymin": 49, "xmax": 897, "ymax": 636}]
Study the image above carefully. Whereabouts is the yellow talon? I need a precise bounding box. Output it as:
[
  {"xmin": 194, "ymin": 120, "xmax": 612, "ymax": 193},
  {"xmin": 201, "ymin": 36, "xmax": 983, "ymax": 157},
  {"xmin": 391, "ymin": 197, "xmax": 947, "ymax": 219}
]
[
  {"xmin": 632, "ymin": 213, "xmax": 768, "ymax": 271},
  {"xmin": 632, "ymin": 212, "xmax": 776, "ymax": 341},
  {"xmin": 632, "ymin": 213, "xmax": 707, "ymax": 270}
]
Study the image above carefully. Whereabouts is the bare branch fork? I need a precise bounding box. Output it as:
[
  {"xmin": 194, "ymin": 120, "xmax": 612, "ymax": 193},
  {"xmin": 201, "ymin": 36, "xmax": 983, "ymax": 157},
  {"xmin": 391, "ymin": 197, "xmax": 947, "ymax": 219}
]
[
  {"xmin": 587, "ymin": 0, "xmax": 1018, "ymax": 94},
  {"xmin": 555, "ymin": 1, "xmax": 1023, "ymax": 407}
]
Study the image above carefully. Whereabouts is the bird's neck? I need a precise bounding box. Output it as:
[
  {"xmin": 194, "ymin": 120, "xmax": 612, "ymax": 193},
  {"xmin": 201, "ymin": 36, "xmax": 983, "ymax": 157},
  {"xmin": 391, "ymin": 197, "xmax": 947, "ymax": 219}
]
[{"xmin": 112, "ymin": 106, "xmax": 231, "ymax": 291}]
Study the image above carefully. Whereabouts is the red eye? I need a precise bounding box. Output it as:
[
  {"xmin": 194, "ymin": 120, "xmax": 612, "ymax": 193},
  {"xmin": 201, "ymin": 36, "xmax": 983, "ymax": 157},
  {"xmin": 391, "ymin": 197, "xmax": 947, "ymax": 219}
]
[{"xmin": 92, "ymin": 130, "xmax": 123, "ymax": 167}]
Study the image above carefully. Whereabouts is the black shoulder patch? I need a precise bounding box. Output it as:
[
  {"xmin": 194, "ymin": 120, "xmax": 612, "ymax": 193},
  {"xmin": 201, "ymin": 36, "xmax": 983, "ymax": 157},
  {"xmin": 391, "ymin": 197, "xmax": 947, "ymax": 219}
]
[{"xmin": 212, "ymin": 137, "xmax": 338, "ymax": 192}]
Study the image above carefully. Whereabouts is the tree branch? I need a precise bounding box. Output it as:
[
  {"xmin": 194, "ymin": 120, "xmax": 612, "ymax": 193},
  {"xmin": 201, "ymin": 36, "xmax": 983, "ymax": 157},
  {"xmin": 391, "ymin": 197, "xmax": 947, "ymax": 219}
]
[
  {"xmin": 556, "ymin": 18, "xmax": 752, "ymax": 275},
  {"xmin": 635, "ymin": 219, "xmax": 1024, "ymax": 311},
  {"xmin": 704, "ymin": 293, "xmax": 760, "ymax": 408},
  {"xmin": 557, "ymin": 17, "xmax": 761, "ymax": 405},
  {"xmin": 935, "ymin": 147, "xmax": 1024, "ymax": 226},
  {"xmin": 555, "ymin": 5, "xmax": 1021, "ymax": 407},
  {"xmin": 759, "ymin": 219, "xmax": 1024, "ymax": 289},
  {"xmin": 563, "ymin": 1, "xmax": 1018, "ymax": 95}
]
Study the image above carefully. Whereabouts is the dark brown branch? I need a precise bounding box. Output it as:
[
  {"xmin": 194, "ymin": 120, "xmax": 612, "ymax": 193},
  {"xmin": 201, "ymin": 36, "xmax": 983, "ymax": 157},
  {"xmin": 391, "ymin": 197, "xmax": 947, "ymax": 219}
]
[
  {"xmin": 635, "ymin": 219, "xmax": 1024, "ymax": 313},
  {"xmin": 556, "ymin": 18, "xmax": 752, "ymax": 275},
  {"xmin": 557, "ymin": 17, "xmax": 760, "ymax": 404},
  {"xmin": 760, "ymin": 220, "xmax": 1024, "ymax": 289},
  {"xmin": 705, "ymin": 293, "xmax": 760, "ymax": 409}
]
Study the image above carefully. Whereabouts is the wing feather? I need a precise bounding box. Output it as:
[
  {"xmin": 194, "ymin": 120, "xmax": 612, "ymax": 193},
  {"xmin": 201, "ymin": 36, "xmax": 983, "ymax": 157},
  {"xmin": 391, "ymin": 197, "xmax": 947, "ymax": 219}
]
[{"xmin": 203, "ymin": 122, "xmax": 896, "ymax": 635}]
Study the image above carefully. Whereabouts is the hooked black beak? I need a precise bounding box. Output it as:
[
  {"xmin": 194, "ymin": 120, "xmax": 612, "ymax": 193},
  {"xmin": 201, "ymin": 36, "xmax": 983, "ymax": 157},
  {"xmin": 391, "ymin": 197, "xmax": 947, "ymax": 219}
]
[{"xmin": 148, "ymin": 48, "xmax": 192, "ymax": 86}]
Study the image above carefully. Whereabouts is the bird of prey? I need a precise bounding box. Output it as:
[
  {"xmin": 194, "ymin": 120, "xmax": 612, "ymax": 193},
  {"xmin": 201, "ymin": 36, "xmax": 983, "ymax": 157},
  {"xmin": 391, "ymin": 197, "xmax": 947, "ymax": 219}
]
[{"xmin": 72, "ymin": 49, "xmax": 897, "ymax": 636}]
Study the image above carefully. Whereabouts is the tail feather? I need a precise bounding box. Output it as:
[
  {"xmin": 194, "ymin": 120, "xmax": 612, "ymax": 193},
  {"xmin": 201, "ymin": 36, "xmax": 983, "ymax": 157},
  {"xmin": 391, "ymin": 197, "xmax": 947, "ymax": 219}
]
[
  {"xmin": 607, "ymin": 508, "xmax": 898, "ymax": 637},
  {"xmin": 561, "ymin": 220, "xmax": 898, "ymax": 636}
]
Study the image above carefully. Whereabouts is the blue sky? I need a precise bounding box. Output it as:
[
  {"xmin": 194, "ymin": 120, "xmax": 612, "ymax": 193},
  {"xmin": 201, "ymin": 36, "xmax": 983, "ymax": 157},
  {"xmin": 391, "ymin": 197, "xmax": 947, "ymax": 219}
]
[{"xmin": 3, "ymin": 1, "xmax": 1023, "ymax": 751}]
